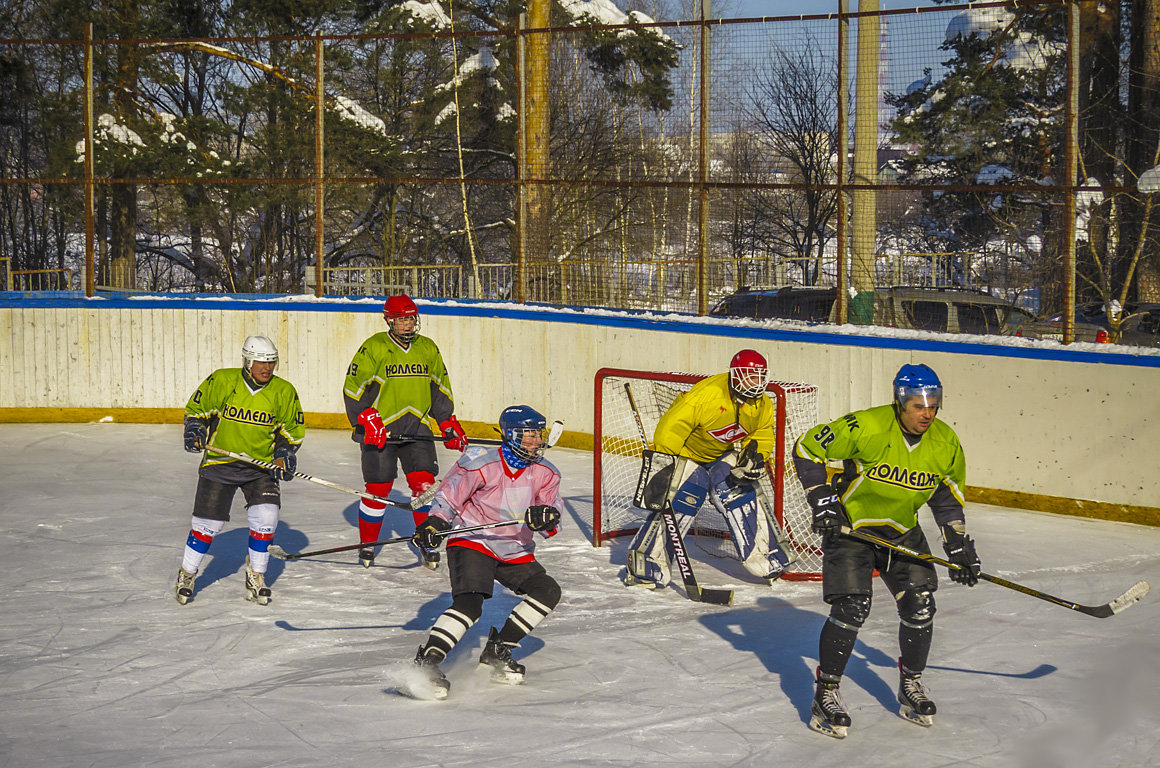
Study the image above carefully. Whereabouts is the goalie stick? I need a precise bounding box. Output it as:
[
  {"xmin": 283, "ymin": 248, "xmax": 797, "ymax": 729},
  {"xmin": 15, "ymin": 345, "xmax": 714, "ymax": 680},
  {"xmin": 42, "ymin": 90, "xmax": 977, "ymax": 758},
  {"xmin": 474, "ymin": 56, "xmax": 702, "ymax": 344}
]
[
  {"xmin": 269, "ymin": 520, "xmax": 520, "ymax": 560},
  {"xmin": 624, "ymin": 382, "xmax": 734, "ymax": 605},
  {"xmin": 204, "ymin": 446, "xmax": 436, "ymax": 510},
  {"xmin": 842, "ymin": 526, "xmax": 1150, "ymax": 618}
]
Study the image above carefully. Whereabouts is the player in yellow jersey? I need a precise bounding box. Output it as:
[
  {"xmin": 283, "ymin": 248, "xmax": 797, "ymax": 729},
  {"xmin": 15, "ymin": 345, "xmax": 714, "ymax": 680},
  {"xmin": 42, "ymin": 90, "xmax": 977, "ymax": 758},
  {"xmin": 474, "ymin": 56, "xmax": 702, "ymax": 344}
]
[
  {"xmin": 625, "ymin": 350, "xmax": 791, "ymax": 589},
  {"xmin": 792, "ymin": 363, "xmax": 982, "ymax": 738}
]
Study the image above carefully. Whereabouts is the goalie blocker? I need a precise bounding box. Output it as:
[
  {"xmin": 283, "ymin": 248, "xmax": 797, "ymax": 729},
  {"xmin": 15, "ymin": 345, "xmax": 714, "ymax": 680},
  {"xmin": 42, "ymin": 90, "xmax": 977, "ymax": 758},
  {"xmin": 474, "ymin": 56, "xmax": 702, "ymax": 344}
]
[{"xmin": 625, "ymin": 449, "xmax": 794, "ymax": 588}]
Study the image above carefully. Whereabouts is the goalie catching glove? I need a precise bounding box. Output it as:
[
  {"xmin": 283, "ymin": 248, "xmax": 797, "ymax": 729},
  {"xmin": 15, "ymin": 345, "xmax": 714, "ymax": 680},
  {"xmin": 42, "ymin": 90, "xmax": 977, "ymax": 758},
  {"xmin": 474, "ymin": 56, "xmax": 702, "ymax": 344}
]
[
  {"xmin": 270, "ymin": 445, "xmax": 297, "ymax": 482},
  {"xmin": 806, "ymin": 485, "xmax": 848, "ymax": 533},
  {"xmin": 524, "ymin": 504, "xmax": 561, "ymax": 532},
  {"xmin": 412, "ymin": 516, "xmax": 452, "ymax": 550},
  {"xmin": 941, "ymin": 523, "xmax": 981, "ymax": 586},
  {"xmin": 729, "ymin": 441, "xmax": 766, "ymax": 483},
  {"xmin": 358, "ymin": 408, "xmax": 388, "ymax": 449},
  {"xmin": 183, "ymin": 418, "xmax": 208, "ymax": 453},
  {"xmin": 439, "ymin": 415, "xmax": 469, "ymax": 452}
]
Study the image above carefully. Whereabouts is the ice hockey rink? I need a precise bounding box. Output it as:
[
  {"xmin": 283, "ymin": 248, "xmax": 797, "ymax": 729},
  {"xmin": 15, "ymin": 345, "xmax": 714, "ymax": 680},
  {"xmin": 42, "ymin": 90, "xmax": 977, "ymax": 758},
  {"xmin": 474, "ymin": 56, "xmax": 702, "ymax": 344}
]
[{"xmin": 1, "ymin": 421, "xmax": 1157, "ymax": 768}]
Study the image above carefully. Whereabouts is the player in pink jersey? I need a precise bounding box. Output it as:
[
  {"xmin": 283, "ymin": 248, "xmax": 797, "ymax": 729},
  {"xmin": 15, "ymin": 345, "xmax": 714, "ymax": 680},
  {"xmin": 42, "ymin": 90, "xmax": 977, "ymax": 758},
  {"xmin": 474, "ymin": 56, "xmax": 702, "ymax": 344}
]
[{"xmin": 409, "ymin": 405, "xmax": 562, "ymax": 699}]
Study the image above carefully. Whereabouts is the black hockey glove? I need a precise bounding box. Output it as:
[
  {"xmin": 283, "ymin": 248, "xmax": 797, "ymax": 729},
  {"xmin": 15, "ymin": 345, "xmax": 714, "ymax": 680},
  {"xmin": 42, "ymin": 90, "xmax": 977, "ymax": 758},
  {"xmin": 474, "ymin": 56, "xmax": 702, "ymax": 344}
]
[
  {"xmin": 941, "ymin": 524, "xmax": 981, "ymax": 587},
  {"xmin": 525, "ymin": 504, "xmax": 561, "ymax": 532},
  {"xmin": 729, "ymin": 441, "xmax": 766, "ymax": 483},
  {"xmin": 183, "ymin": 418, "xmax": 208, "ymax": 453},
  {"xmin": 270, "ymin": 445, "xmax": 297, "ymax": 482},
  {"xmin": 806, "ymin": 485, "xmax": 848, "ymax": 534},
  {"xmin": 412, "ymin": 516, "xmax": 452, "ymax": 550}
]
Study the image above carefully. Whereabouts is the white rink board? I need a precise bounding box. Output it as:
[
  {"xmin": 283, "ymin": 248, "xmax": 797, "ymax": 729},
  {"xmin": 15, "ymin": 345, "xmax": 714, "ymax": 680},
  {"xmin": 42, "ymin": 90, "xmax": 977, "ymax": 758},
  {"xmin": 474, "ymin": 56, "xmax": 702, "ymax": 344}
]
[{"xmin": 0, "ymin": 298, "xmax": 1157, "ymax": 509}]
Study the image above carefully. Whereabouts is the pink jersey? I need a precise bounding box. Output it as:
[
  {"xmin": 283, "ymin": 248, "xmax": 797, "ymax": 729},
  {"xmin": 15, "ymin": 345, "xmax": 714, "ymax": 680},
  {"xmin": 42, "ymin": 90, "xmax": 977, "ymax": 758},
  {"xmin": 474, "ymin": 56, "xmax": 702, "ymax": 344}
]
[{"xmin": 429, "ymin": 446, "xmax": 562, "ymax": 562}]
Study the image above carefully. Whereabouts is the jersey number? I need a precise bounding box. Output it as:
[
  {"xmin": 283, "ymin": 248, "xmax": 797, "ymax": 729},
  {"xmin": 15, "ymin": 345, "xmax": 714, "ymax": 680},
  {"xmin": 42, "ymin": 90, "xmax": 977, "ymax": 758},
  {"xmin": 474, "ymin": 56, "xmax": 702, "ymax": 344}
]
[
  {"xmin": 346, "ymin": 362, "xmax": 358, "ymax": 377},
  {"xmin": 813, "ymin": 425, "xmax": 836, "ymax": 449}
]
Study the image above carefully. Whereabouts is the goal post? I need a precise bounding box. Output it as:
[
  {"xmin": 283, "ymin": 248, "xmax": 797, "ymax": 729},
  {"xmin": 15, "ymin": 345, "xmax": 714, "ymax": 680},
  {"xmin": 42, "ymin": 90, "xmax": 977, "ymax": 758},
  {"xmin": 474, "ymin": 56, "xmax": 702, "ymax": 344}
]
[{"xmin": 592, "ymin": 367, "xmax": 823, "ymax": 581}]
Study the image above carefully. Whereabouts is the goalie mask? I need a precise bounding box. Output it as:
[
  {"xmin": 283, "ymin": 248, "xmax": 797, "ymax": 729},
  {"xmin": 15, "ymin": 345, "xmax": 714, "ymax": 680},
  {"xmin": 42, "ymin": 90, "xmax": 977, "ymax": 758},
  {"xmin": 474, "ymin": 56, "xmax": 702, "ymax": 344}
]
[
  {"xmin": 893, "ymin": 363, "xmax": 942, "ymax": 409},
  {"xmin": 383, "ymin": 294, "xmax": 420, "ymax": 343},
  {"xmin": 241, "ymin": 335, "xmax": 278, "ymax": 375},
  {"xmin": 729, "ymin": 349, "xmax": 769, "ymax": 400},
  {"xmin": 499, "ymin": 405, "xmax": 548, "ymax": 466}
]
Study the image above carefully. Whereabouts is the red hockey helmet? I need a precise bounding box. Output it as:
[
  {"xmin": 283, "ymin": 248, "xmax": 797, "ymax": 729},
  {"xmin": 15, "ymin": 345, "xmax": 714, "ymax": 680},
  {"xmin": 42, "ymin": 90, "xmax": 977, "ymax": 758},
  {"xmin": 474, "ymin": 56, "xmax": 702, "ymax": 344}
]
[
  {"xmin": 383, "ymin": 294, "xmax": 420, "ymax": 343},
  {"xmin": 383, "ymin": 294, "xmax": 419, "ymax": 320},
  {"xmin": 729, "ymin": 349, "xmax": 769, "ymax": 400}
]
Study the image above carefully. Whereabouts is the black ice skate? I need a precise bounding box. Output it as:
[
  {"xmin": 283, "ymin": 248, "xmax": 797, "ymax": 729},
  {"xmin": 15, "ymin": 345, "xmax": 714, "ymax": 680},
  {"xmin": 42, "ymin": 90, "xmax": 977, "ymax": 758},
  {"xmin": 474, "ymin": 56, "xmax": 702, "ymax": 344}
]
[
  {"xmin": 244, "ymin": 558, "xmax": 271, "ymax": 605},
  {"xmin": 413, "ymin": 645, "xmax": 450, "ymax": 700},
  {"xmin": 897, "ymin": 664, "xmax": 937, "ymax": 727},
  {"xmin": 809, "ymin": 674, "xmax": 852, "ymax": 739},
  {"xmin": 358, "ymin": 546, "xmax": 375, "ymax": 568},
  {"xmin": 174, "ymin": 568, "xmax": 196, "ymax": 605},
  {"xmin": 478, "ymin": 627, "xmax": 525, "ymax": 684}
]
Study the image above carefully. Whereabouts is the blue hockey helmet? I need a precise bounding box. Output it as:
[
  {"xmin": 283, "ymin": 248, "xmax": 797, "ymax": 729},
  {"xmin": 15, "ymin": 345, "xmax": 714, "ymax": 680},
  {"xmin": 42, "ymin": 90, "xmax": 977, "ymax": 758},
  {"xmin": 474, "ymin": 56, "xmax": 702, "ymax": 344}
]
[
  {"xmin": 893, "ymin": 364, "xmax": 942, "ymax": 408},
  {"xmin": 499, "ymin": 405, "xmax": 548, "ymax": 464}
]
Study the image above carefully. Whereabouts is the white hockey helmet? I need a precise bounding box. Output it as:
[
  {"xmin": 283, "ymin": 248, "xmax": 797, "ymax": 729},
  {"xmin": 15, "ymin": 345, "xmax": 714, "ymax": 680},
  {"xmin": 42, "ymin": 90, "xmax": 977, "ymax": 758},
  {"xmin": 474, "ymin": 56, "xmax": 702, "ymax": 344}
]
[{"xmin": 242, "ymin": 335, "xmax": 279, "ymax": 373}]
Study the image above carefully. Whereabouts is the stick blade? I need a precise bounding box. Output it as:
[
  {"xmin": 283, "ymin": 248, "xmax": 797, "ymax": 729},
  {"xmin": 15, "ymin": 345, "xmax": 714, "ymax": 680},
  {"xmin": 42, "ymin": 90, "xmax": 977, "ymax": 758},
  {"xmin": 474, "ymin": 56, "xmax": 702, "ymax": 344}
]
[
  {"xmin": 692, "ymin": 586, "xmax": 735, "ymax": 606},
  {"xmin": 1105, "ymin": 580, "xmax": 1150, "ymax": 616},
  {"xmin": 268, "ymin": 544, "xmax": 288, "ymax": 560}
]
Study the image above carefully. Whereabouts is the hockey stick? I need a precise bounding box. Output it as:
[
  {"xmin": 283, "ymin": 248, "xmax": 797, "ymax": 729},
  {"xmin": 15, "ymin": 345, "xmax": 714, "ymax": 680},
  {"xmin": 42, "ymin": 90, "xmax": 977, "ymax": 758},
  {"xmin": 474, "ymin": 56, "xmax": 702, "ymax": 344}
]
[
  {"xmin": 383, "ymin": 419, "xmax": 565, "ymax": 449},
  {"xmin": 204, "ymin": 446, "xmax": 436, "ymax": 511},
  {"xmin": 842, "ymin": 526, "xmax": 1150, "ymax": 619},
  {"xmin": 269, "ymin": 520, "xmax": 520, "ymax": 560},
  {"xmin": 624, "ymin": 382, "xmax": 734, "ymax": 605}
]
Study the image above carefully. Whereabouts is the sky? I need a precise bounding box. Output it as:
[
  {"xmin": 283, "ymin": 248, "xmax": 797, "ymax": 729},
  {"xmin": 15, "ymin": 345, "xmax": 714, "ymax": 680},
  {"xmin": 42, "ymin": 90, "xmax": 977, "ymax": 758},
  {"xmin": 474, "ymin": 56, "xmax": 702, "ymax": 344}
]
[{"xmin": 0, "ymin": 422, "xmax": 1157, "ymax": 767}]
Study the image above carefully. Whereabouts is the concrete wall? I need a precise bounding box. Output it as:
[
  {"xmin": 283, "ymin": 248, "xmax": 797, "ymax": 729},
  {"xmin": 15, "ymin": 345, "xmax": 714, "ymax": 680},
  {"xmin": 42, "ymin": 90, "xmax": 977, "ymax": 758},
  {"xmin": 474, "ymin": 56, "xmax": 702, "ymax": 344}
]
[{"xmin": 2, "ymin": 295, "xmax": 1158, "ymax": 519}]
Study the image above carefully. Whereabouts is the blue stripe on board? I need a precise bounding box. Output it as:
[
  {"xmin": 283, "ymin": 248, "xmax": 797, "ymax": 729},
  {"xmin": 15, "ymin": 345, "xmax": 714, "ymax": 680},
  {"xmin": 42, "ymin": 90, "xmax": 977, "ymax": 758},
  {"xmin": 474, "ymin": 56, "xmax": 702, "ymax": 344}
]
[{"xmin": 3, "ymin": 292, "xmax": 1158, "ymax": 368}]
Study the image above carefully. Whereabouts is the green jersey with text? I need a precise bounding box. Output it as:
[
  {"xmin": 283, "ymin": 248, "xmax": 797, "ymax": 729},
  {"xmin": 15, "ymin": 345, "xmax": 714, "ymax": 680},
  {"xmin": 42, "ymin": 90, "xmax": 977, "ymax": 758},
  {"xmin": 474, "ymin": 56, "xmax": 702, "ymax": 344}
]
[
  {"xmin": 186, "ymin": 368, "xmax": 305, "ymax": 468},
  {"xmin": 794, "ymin": 404, "xmax": 965, "ymax": 534},
  {"xmin": 343, "ymin": 332, "xmax": 454, "ymax": 431}
]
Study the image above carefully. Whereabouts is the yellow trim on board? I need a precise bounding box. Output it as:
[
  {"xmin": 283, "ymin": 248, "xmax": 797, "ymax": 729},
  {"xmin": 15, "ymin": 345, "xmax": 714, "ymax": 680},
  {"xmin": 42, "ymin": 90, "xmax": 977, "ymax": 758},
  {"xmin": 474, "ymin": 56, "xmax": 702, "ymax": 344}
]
[{"xmin": 0, "ymin": 408, "xmax": 1150, "ymax": 526}]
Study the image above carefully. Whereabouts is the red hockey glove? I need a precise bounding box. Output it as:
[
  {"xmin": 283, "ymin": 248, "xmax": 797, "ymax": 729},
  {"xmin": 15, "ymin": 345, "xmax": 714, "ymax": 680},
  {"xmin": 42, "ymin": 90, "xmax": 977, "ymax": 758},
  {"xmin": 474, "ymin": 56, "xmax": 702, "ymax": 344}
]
[
  {"xmin": 439, "ymin": 416, "xmax": 469, "ymax": 452},
  {"xmin": 358, "ymin": 408, "xmax": 388, "ymax": 449}
]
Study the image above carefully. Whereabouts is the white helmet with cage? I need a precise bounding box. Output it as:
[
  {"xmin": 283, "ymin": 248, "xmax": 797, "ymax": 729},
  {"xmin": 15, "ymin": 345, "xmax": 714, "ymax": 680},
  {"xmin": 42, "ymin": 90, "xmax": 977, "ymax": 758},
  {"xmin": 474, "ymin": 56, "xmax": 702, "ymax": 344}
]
[{"xmin": 241, "ymin": 335, "xmax": 279, "ymax": 374}]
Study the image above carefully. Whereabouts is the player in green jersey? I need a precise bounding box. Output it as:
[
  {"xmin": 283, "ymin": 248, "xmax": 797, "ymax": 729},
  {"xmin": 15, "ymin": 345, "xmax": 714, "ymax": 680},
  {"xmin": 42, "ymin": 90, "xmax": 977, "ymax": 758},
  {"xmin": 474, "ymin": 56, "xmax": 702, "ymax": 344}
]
[
  {"xmin": 792, "ymin": 363, "xmax": 982, "ymax": 738},
  {"xmin": 344, "ymin": 294, "xmax": 468, "ymax": 570},
  {"xmin": 175, "ymin": 335, "xmax": 305, "ymax": 606}
]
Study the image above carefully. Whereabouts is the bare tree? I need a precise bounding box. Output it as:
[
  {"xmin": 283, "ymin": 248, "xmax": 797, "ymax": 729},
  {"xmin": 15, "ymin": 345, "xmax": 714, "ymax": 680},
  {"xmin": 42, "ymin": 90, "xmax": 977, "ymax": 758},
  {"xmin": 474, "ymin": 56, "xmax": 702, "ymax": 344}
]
[{"xmin": 742, "ymin": 40, "xmax": 839, "ymax": 285}]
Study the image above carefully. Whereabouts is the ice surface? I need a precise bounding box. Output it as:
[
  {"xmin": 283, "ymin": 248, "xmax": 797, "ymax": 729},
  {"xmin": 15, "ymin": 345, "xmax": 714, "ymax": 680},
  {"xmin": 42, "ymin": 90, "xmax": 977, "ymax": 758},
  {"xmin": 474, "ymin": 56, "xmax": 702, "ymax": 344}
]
[{"xmin": 1, "ymin": 423, "xmax": 1157, "ymax": 767}]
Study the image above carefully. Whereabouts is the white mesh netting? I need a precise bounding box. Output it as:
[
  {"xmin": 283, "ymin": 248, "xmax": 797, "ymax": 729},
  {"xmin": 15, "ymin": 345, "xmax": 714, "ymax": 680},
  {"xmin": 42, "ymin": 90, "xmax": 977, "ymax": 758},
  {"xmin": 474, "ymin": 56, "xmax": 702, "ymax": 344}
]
[{"xmin": 593, "ymin": 368, "xmax": 823, "ymax": 580}]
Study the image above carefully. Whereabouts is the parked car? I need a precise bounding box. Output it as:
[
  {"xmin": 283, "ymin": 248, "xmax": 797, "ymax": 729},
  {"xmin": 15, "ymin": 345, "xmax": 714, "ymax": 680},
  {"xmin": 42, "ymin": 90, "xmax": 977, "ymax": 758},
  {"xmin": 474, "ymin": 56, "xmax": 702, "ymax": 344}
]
[
  {"xmin": 1012, "ymin": 312, "xmax": 1111, "ymax": 344},
  {"xmin": 874, "ymin": 286, "xmax": 1035, "ymax": 336},
  {"xmin": 709, "ymin": 286, "xmax": 838, "ymax": 323},
  {"xmin": 710, "ymin": 284, "xmax": 1113, "ymax": 343},
  {"xmin": 1074, "ymin": 301, "xmax": 1160, "ymax": 347}
]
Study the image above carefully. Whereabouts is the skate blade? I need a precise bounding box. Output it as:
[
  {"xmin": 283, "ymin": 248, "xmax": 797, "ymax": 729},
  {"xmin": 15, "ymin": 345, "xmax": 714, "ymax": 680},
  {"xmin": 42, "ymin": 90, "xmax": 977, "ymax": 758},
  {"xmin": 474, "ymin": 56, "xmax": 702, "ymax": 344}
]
[
  {"xmin": 175, "ymin": 590, "xmax": 192, "ymax": 605},
  {"xmin": 405, "ymin": 680, "xmax": 450, "ymax": 701},
  {"xmin": 246, "ymin": 590, "xmax": 271, "ymax": 605},
  {"xmin": 480, "ymin": 664, "xmax": 525, "ymax": 685},
  {"xmin": 359, "ymin": 558, "xmax": 374, "ymax": 568},
  {"xmin": 808, "ymin": 715, "xmax": 848, "ymax": 739},
  {"xmin": 622, "ymin": 573, "xmax": 658, "ymax": 589},
  {"xmin": 898, "ymin": 705, "xmax": 934, "ymax": 727}
]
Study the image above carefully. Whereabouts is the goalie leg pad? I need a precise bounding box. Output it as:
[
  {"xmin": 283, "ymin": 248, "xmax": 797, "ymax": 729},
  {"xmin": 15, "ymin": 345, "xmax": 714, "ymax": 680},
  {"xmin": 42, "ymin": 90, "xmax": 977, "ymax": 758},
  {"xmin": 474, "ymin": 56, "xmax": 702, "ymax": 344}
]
[
  {"xmin": 709, "ymin": 479, "xmax": 790, "ymax": 579},
  {"xmin": 626, "ymin": 508, "xmax": 696, "ymax": 588}
]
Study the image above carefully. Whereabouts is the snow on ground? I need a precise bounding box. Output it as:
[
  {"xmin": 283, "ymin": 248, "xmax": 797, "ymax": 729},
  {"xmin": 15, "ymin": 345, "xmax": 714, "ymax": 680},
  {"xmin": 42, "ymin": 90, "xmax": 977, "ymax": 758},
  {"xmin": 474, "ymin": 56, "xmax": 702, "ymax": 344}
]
[{"xmin": 1, "ymin": 423, "xmax": 1157, "ymax": 767}]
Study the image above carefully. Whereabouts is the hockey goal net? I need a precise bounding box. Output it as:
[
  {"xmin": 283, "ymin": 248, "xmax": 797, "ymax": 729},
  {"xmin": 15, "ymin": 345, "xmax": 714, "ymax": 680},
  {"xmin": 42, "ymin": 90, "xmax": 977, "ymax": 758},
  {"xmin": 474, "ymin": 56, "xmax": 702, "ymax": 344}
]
[{"xmin": 592, "ymin": 367, "xmax": 823, "ymax": 581}]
